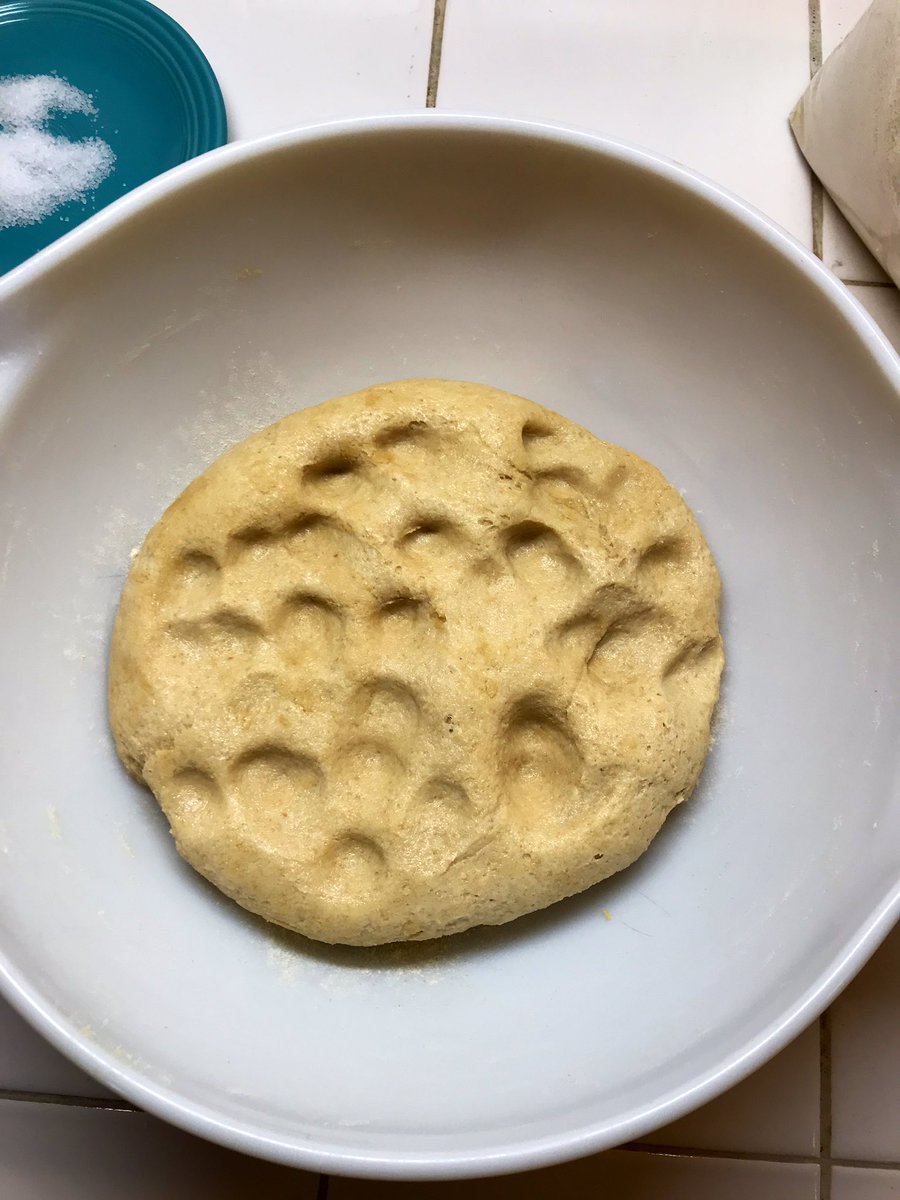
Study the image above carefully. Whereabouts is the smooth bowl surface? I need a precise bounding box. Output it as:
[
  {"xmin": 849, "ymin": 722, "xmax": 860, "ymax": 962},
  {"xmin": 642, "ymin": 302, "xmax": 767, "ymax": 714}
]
[{"xmin": 0, "ymin": 115, "xmax": 898, "ymax": 1180}]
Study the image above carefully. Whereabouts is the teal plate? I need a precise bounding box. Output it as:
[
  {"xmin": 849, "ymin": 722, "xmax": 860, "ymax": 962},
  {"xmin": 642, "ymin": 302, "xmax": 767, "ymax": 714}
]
[{"xmin": 0, "ymin": 0, "xmax": 226, "ymax": 273}]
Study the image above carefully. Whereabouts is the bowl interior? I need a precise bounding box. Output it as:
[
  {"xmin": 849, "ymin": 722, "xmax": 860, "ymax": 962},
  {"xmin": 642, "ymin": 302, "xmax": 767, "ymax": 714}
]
[{"xmin": 0, "ymin": 119, "xmax": 899, "ymax": 1178}]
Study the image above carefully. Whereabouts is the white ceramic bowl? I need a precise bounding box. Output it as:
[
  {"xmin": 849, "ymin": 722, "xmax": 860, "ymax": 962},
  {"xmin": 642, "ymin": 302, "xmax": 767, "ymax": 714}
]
[{"xmin": 0, "ymin": 115, "xmax": 898, "ymax": 1181}]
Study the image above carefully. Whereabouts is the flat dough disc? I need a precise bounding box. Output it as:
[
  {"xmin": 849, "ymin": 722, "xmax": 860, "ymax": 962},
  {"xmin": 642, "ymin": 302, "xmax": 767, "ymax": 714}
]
[{"xmin": 109, "ymin": 380, "xmax": 724, "ymax": 945}]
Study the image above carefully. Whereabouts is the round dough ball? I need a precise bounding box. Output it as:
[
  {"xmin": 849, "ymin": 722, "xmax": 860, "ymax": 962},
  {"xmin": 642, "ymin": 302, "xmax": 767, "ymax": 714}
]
[{"xmin": 109, "ymin": 380, "xmax": 723, "ymax": 945}]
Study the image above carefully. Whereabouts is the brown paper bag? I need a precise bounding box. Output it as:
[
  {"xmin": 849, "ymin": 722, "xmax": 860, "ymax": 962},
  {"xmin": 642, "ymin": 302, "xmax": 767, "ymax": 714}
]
[{"xmin": 791, "ymin": 0, "xmax": 900, "ymax": 285}]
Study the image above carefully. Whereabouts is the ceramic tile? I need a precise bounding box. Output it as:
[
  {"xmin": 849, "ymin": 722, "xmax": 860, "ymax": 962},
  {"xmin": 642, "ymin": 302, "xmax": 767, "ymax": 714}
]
[
  {"xmin": 847, "ymin": 285, "xmax": 900, "ymax": 354},
  {"xmin": 832, "ymin": 1168, "xmax": 900, "ymax": 1200},
  {"xmin": 0, "ymin": 1100, "xmax": 319, "ymax": 1199},
  {"xmin": 156, "ymin": 0, "xmax": 433, "ymax": 140},
  {"xmin": 831, "ymin": 924, "xmax": 900, "ymax": 1161},
  {"xmin": 438, "ymin": 0, "xmax": 813, "ymax": 246},
  {"xmin": 650, "ymin": 1022, "xmax": 819, "ymax": 1155},
  {"xmin": 820, "ymin": 0, "xmax": 874, "ymax": 58},
  {"xmin": 0, "ymin": 997, "xmax": 113, "ymax": 1100},
  {"xmin": 330, "ymin": 1151, "xmax": 818, "ymax": 1198}
]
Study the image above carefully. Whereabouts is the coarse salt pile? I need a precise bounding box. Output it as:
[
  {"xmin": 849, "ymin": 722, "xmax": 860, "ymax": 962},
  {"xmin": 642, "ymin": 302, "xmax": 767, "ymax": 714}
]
[{"xmin": 0, "ymin": 74, "xmax": 115, "ymax": 229}]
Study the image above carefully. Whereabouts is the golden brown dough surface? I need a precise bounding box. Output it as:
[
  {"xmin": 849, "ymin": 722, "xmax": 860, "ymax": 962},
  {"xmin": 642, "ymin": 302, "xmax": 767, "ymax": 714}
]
[{"xmin": 109, "ymin": 380, "xmax": 723, "ymax": 945}]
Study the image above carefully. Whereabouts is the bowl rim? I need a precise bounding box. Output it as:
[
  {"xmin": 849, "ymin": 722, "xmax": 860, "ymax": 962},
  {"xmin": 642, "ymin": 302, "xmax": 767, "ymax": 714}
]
[{"xmin": 0, "ymin": 111, "xmax": 898, "ymax": 1180}]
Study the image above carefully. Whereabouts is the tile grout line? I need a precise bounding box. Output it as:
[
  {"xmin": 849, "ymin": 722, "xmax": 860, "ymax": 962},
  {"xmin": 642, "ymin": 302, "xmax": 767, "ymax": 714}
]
[
  {"xmin": 833, "ymin": 1158, "xmax": 900, "ymax": 1172},
  {"xmin": 0, "ymin": 1088, "xmax": 135, "ymax": 1111},
  {"xmin": 808, "ymin": 0, "xmax": 824, "ymax": 260},
  {"xmin": 425, "ymin": 0, "xmax": 447, "ymax": 108},
  {"xmin": 820, "ymin": 1007, "xmax": 833, "ymax": 1200},
  {"xmin": 5, "ymin": 1091, "xmax": 900, "ymax": 1172},
  {"xmin": 0, "ymin": 1087, "xmax": 891, "ymax": 1171},
  {"xmin": 625, "ymin": 1141, "xmax": 819, "ymax": 1166},
  {"xmin": 626, "ymin": 1141, "xmax": 900, "ymax": 1173},
  {"xmin": 840, "ymin": 279, "xmax": 897, "ymax": 288},
  {"xmin": 809, "ymin": 171, "xmax": 824, "ymax": 264},
  {"xmin": 809, "ymin": 19, "xmax": 828, "ymax": 1200}
]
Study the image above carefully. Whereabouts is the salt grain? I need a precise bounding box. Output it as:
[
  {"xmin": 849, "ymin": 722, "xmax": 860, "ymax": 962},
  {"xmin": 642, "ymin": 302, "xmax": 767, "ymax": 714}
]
[
  {"xmin": 0, "ymin": 74, "xmax": 95, "ymax": 127},
  {"xmin": 0, "ymin": 74, "xmax": 115, "ymax": 229}
]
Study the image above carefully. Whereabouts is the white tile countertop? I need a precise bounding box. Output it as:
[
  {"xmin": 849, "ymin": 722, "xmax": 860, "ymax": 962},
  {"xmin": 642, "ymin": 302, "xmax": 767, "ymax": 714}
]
[{"xmin": 2, "ymin": 2, "xmax": 899, "ymax": 1197}]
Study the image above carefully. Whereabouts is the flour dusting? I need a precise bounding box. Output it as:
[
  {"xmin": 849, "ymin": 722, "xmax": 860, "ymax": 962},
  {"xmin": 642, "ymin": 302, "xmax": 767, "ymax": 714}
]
[{"xmin": 176, "ymin": 351, "xmax": 292, "ymax": 472}]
